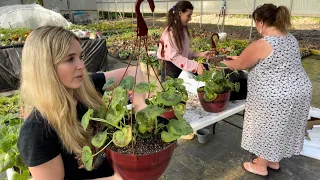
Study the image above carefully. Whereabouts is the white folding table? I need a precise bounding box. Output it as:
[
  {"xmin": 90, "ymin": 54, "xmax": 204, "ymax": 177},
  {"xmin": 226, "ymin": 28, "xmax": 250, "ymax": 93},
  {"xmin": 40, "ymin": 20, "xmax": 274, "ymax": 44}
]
[{"xmin": 179, "ymin": 71, "xmax": 246, "ymax": 133}]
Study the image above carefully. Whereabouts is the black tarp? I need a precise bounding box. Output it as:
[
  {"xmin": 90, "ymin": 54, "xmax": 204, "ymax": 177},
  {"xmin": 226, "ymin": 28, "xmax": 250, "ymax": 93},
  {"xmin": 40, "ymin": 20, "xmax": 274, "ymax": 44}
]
[{"xmin": 0, "ymin": 38, "xmax": 108, "ymax": 92}]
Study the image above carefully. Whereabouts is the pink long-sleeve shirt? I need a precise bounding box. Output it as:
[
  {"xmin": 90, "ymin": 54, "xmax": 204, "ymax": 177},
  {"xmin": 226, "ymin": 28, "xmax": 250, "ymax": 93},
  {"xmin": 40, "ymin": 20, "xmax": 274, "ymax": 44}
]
[{"xmin": 157, "ymin": 27, "xmax": 199, "ymax": 73}]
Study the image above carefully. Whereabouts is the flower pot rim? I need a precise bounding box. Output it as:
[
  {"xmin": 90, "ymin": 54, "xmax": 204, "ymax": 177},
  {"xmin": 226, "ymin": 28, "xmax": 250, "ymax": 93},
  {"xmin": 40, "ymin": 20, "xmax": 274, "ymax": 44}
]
[
  {"xmin": 196, "ymin": 128, "xmax": 210, "ymax": 135},
  {"xmin": 197, "ymin": 86, "xmax": 231, "ymax": 95},
  {"xmin": 106, "ymin": 141, "xmax": 176, "ymax": 157}
]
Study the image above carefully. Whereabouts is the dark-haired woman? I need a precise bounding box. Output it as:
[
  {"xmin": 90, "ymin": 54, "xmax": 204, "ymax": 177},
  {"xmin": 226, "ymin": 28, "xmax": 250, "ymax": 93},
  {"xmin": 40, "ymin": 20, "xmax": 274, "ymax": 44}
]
[
  {"xmin": 223, "ymin": 4, "xmax": 312, "ymax": 176},
  {"xmin": 157, "ymin": 0, "xmax": 211, "ymax": 81}
]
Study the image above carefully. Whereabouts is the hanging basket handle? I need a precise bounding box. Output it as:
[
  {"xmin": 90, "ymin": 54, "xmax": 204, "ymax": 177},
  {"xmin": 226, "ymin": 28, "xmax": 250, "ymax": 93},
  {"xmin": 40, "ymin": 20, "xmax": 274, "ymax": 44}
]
[{"xmin": 211, "ymin": 33, "xmax": 219, "ymax": 56}]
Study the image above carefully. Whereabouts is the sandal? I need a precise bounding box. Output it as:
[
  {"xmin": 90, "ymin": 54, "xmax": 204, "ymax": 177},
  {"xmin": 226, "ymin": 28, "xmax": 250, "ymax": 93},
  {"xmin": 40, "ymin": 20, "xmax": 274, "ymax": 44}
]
[
  {"xmin": 243, "ymin": 162, "xmax": 269, "ymax": 177},
  {"xmin": 251, "ymin": 157, "xmax": 281, "ymax": 171}
]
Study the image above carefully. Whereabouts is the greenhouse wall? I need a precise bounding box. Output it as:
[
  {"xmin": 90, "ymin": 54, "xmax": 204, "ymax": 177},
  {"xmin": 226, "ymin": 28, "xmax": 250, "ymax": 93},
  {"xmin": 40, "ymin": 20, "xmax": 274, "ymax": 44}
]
[
  {"xmin": 96, "ymin": 0, "xmax": 320, "ymax": 17},
  {"xmin": 0, "ymin": 0, "xmax": 21, "ymax": 7}
]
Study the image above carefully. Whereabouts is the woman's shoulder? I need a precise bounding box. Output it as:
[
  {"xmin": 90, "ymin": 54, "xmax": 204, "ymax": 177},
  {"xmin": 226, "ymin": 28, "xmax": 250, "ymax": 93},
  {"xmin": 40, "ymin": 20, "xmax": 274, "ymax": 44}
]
[
  {"xmin": 19, "ymin": 110, "xmax": 59, "ymax": 144},
  {"xmin": 18, "ymin": 110, "xmax": 61, "ymax": 167}
]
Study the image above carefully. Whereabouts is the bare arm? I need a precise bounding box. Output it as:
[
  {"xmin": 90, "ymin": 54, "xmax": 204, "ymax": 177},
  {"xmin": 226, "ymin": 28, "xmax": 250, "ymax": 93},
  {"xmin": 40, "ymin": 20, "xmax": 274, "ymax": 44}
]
[
  {"xmin": 223, "ymin": 39, "xmax": 273, "ymax": 70},
  {"xmin": 29, "ymin": 155, "xmax": 122, "ymax": 180},
  {"xmin": 103, "ymin": 67, "xmax": 147, "ymax": 112},
  {"xmin": 28, "ymin": 155, "xmax": 64, "ymax": 180}
]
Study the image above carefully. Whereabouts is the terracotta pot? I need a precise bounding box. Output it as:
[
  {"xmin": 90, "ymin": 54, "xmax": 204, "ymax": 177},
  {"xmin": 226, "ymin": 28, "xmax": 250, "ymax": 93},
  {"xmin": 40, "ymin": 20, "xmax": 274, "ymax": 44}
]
[
  {"xmin": 105, "ymin": 141, "xmax": 176, "ymax": 180},
  {"xmin": 160, "ymin": 109, "xmax": 177, "ymax": 120},
  {"xmin": 197, "ymin": 90, "xmax": 231, "ymax": 113}
]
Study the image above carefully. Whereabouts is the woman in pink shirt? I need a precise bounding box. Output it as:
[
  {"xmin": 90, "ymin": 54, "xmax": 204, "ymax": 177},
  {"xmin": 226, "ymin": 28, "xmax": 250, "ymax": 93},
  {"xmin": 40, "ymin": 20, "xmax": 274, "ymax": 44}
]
[{"xmin": 157, "ymin": 1, "xmax": 211, "ymax": 82}]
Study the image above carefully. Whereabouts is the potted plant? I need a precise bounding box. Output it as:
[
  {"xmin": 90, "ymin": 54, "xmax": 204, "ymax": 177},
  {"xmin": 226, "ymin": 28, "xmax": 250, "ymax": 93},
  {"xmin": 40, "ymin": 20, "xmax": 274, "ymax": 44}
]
[
  {"xmin": 142, "ymin": 76, "xmax": 188, "ymax": 120},
  {"xmin": 0, "ymin": 95, "xmax": 31, "ymax": 180},
  {"xmin": 79, "ymin": 76, "xmax": 193, "ymax": 180},
  {"xmin": 195, "ymin": 67, "xmax": 240, "ymax": 113},
  {"xmin": 118, "ymin": 49, "xmax": 131, "ymax": 60}
]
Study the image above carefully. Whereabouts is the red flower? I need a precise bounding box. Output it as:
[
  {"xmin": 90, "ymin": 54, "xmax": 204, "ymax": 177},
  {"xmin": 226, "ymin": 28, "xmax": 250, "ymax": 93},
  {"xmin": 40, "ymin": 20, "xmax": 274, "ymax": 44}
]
[
  {"xmin": 180, "ymin": 64, "xmax": 184, "ymax": 68},
  {"xmin": 192, "ymin": 69, "xmax": 196, "ymax": 73}
]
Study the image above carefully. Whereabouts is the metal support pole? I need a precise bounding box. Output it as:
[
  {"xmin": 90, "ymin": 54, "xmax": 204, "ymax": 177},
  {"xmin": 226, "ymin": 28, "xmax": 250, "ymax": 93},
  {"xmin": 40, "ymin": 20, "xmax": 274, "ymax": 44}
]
[
  {"xmin": 290, "ymin": 0, "xmax": 294, "ymax": 15},
  {"xmin": 123, "ymin": 0, "xmax": 125, "ymax": 20},
  {"xmin": 200, "ymin": 0, "xmax": 203, "ymax": 29},
  {"xmin": 221, "ymin": 0, "xmax": 226, "ymax": 32},
  {"xmin": 115, "ymin": 0, "xmax": 117, "ymax": 21},
  {"xmin": 108, "ymin": 0, "xmax": 110, "ymax": 20},
  {"xmin": 153, "ymin": 11, "xmax": 155, "ymax": 27},
  {"xmin": 166, "ymin": 0, "xmax": 168, "ymax": 13},
  {"xmin": 132, "ymin": 0, "xmax": 134, "ymax": 24},
  {"xmin": 249, "ymin": 0, "xmax": 257, "ymax": 41}
]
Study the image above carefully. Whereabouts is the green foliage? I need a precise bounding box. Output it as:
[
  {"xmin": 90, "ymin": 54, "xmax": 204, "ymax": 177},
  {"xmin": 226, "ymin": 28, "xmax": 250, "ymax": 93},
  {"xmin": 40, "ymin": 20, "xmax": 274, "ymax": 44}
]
[
  {"xmin": 140, "ymin": 53, "xmax": 161, "ymax": 70},
  {"xmin": 0, "ymin": 95, "xmax": 20, "ymax": 116},
  {"xmin": 80, "ymin": 75, "xmax": 193, "ymax": 171},
  {"xmin": 0, "ymin": 95, "xmax": 30, "ymax": 179},
  {"xmin": 195, "ymin": 69, "xmax": 240, "ymax": 102},
  {"xmin": 0, "ymin": 28, "xmax": 31, "ymax": 46}
]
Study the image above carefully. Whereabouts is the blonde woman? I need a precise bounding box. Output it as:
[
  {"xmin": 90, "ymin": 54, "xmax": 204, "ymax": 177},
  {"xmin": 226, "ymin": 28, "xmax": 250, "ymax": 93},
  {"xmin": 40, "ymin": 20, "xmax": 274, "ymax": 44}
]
[
  {"xmin": 223, "ymin": 4, "xmax": 312, "ymax": 176},
  {"xmin": 18, "ymin": 26, "xmax": 146, "ymax": 180}
]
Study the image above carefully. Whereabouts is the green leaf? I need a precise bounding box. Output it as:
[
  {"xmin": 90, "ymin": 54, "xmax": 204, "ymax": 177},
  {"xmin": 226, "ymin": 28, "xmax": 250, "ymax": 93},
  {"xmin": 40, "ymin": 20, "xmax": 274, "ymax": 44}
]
[
  {"xmin": 106, "ymin": 104, "xmax": 125, "ymax": 127},
  {"xmin": 137, "ymin": 131, "xmax": 152, "ymax": 139},
  {"xmin": 173, "ymin": 103, "xmax": 186, "ymax": 116},
  {"xmin": 14, "ymin": 154, "xmax": 26, "ymax": 170},
  {"xmin": 81, "ymin": 146, "xmax": 93, "ymax": 171},
  {"xmin": 113, "ymin": 126, "xmax": 132, "ymax": 147},
  {"xmin": 138, "ymin": 123, "xmax": 148, "ymax": 134},
  {"xmin": 11, "ymin": 169, "xmax": 30, "ymax": 180},
  {"xmin": 119, "ymin": 76, "xmax": 134, "ymax": 90},
  {"xmin": 161, "ymin": 131, "xmax": 180, "ymax": 143},
  {"xmin": 110, "ymin": 87, "xmax": 127, "ymax": 109},
  {"xmin": 235, "ymin": 82, "xmax": 240, "ymax": 92},
  {"xmin": 0, "ymin": 152, "xmax": 15, "ymax": 171},
  {"xmin": 102, "ymin": 77, "xmax": 115, "ymax": 90},
  {"xmin": 91, "ymin": 131, "xmax": 108, "ymax": 148},
  {"xmin": 174, "ymin": 78, "xmax": 184, "ymax": 85},
  {"xmin": 167, "ymin": 119, "xmax": 193, "ymax": 136},
  {"xmin": 134, "ymin": 82, "xmax": 156, "ymax": 93},
  {"xmin": 157, "ymin": 92, "xmax": 182, "ymax": 106},
  {"xmin": 204, "ymin": 92, "xmax": 217, "ymax": 102},
  {"xmin": 135, "ymin": 105, "xmax": 165, "ymax": 127},
  {"xmin": 81, "ymin": 109, "xmax": 93, "ymax": 130}
]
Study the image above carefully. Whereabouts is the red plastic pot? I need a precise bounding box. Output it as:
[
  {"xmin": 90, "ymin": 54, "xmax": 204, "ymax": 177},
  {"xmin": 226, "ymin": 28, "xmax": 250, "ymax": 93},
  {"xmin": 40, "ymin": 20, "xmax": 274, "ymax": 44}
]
[
  {"xmin": 197, "ymin": 90, "xmax": 231, "ymax": 113},
  {"xmin": 105, "ymin": 141, "xmax": 176, "ymax": 180},
  {"xmin": 160, "ymin": 108, "xmax": 177, "ymax": 120}
]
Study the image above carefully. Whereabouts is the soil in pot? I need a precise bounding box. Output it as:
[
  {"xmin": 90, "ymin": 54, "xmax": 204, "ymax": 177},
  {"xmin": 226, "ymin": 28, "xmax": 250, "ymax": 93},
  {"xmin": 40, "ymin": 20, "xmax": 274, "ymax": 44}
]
[
  {"xmin": 197, "ymin": 89, "xmax": 231, "ymax": 113},
  {"xmin": 108, "ymin": 135, "xmax": 172, "ymax": 155}
]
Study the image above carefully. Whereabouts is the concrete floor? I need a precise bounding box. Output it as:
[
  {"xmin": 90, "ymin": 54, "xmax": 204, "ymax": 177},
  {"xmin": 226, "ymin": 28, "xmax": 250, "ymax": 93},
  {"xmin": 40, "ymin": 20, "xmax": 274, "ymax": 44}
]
[{"xmin": 2, "ymin": 56, "xmax": 319, "ymax": 179}]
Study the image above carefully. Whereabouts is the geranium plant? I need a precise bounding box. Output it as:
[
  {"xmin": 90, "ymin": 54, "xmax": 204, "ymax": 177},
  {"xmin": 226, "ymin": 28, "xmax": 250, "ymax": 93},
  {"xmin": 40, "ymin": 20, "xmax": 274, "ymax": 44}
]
[
  {"xmin": 80, "ymin": 76, "xmax": 192, "ymax": 171},
  {"xmin": 195, "ymin": 67, "xmax": 240, "ymax": 102}
]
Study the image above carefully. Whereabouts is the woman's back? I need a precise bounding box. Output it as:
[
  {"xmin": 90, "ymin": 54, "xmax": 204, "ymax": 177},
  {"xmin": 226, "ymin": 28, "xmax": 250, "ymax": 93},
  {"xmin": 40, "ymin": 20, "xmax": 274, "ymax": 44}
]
[{"xmin": 248, "ymin": 34, "xmax": 312, "ymax": 95}]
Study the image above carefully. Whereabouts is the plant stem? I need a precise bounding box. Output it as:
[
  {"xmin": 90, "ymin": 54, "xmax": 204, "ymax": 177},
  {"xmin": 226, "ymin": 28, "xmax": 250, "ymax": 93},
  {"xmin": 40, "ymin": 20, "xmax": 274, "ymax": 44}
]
[
  {"xmin": 91, "ymin": 118, "xmax": 121, "ymax": 129},
  {"xmin": 154, "ymin": 118, "xmax": 158, "ymax": 135},
  {"xmin": 93, "ymin": 140, "xmax": 113, "ymax": 157}
]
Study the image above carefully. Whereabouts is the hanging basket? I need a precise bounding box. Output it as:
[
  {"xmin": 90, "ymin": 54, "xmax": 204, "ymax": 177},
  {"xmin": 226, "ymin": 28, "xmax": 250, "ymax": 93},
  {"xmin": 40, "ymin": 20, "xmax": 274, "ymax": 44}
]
[{"xmin": 105, "ymin": 141, "xmax": 176, "ymax": 180}]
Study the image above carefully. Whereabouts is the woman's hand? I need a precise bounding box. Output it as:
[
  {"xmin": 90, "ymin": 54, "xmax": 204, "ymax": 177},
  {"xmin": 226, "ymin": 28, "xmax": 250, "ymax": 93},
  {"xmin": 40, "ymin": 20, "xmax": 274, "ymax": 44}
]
[
  {"xmin": 225, "ymin": 56, "xmax": 238, "ymax": 61},
  {"xmin": 197, "ymin": 63, "xmax": 205, "ymax": 75},
  {"xmin": 200, "ymin": 51, "xmax": 212, "ymax": 59}
]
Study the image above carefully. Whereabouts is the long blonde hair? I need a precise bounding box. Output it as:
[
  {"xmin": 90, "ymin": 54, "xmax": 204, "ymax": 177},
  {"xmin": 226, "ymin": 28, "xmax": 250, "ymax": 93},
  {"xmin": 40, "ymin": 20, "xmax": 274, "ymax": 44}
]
[{"xmin": 20, "ymin": 26, "xmax": 104, "ymax": 154}]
